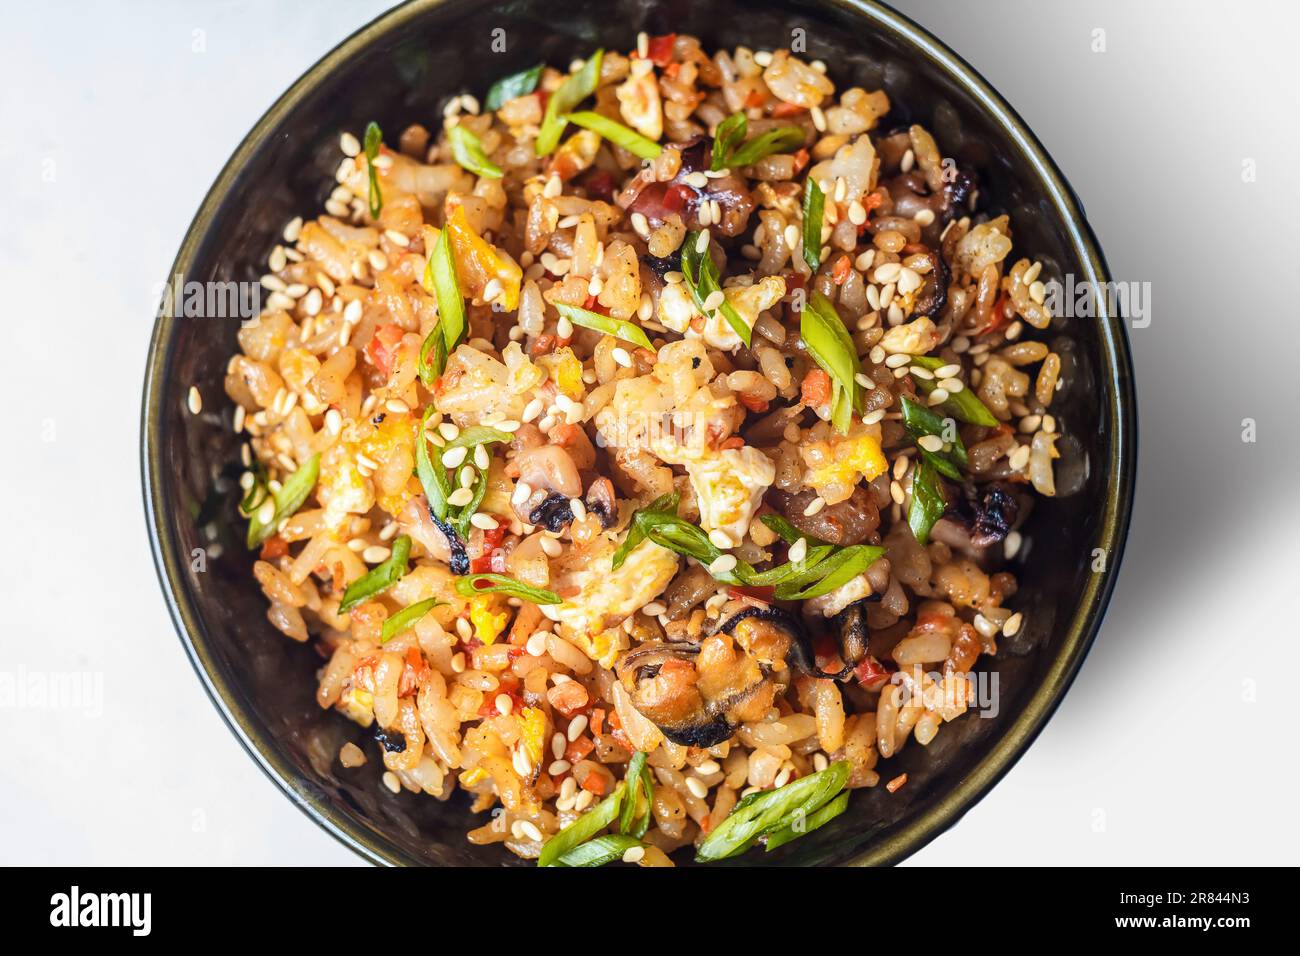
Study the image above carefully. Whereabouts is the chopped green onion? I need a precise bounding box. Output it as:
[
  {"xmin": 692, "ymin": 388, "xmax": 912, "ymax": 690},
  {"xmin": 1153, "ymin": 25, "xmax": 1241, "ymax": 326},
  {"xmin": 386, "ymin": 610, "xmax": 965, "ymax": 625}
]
[
  {"xmin": 908, "ymin": 355, "xmax": 998, "ymax": 427},
  {"xmin": 907, "ymin": 457, "xmax": 948, "ymax": 545},
  {"xmin": 554, "ymin": 833, "xmax": 644, "ymax": 867},
  {"xmin": 743, "ymin": 543, "xmax": 836, "ymax": 587},
  {"xmin": 453, "ymin": 573, "xmax": 562, "ymax": 605},
  {"xmin": 447, "ymin": 123, "xmax": 503, "ymax": 179},
  {"xmin": 417, "ymin": 323, "xmax": 447, "ymax": 385},
  {"xmin": 710, "ymin": 112, "xmax": 748, "ymax": 171},
  {"xmin": 563, "ymin": 111, "xmax": 662, "ymax": 160},
  {"xmin": 680, "ymin": 230, "xmax": 752, "ymax": 347},
  {"xmin": 643, "ymin": 516, "xmax": 753, "ymax": 586},
  {"xmin": 380, "ymin": 597, "xmax": 444, "ymax": 644},
  {"xmin": 764, "ymin": 790, "xmax": 849, "ymax": 853},
  {"xmin": 363, "ymin": 121, "xmax": 383, "ymax": 218},
  {"xmin": 759, "ymin": 513, "xmax": 829, "ymax": 546},
  {"xmin": 423, "ymin": 224, "xmax": 466, "ymax": 355},
  {"xmin": 800, "ymin": 291, "xmax": 862, "ymax": 433},
  {"xmin": 450, "ymin": 467, "xmax": 490, "ymax": 540},
  {"xmin": 536, "ymin": 50, "xmax": 603, "ymax": 156},
  {"xmin": 484, "ymin": 63, "xmax": 543, "ymax": 111},
  {"xmin": 723, "ymin": 126, "xmax": 806, "ymax": 169},
  {"xmin": 552, "ymin": 302, "xmax": 654, "ymax": 351},
  {"xmin": 238, "ymin": 458, "xmax": 269, "ymax": 518},
  {"xmin": 617, "ymin": 751, "xmax": 653, "ymax": 837},
  {"xmin": 415, "ymin": 405, "xmax": 451, "ymax": 520},
  {"xmin": 246, "ymin": 453, "xmax": 320, "ymax": 548},
  {"xmin": 339, "ymin": 535, "xmax": 412, "ymax": 613},
  {"xmin": 802, "ymin": 177, "xmax": 825, "ymax": 272},
  {"xmin": 538, "ymin": 782, "xmax": 624, "ymax": 866},
  {"xmin": 899, "ymin": 394, "xmax": 967, "ymax": 480},
  {"xmin": 611, "ymin": 491, "xmax": 679, "ymax": 571},
  {"xmin": 695, "ymin": 760, "xmax": 850, "ymax": 862},
  {"xmin": 441, "ymin": 426, "xmax": 514, "ymax": 453},
  {"xmin": 773, "ymin": 544, "xmax": 886, "ymax": 601}
]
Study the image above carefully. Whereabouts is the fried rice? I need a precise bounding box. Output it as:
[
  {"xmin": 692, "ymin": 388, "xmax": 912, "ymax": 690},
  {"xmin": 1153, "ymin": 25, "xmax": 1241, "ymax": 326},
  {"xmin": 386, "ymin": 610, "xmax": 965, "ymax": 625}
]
[{"xmin": 223, "ymin": 32, "xmax": 1066, "ymax": 866}]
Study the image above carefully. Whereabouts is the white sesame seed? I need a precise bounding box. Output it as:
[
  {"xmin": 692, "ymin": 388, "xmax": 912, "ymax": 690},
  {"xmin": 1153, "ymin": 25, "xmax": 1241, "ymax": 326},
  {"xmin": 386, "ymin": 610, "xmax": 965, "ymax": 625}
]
[
  {"xmin": 186, "ymin": 386, "xmax": 202, "ymax": 415},
  {"xmin": 474, "ymin": 444, "xmax": 490, "ymax": 470},
  {"xmin": 382, "ymin": 771, "xmax": 401, "ymax": 794},
  {"xmin": 539, "ymin": 536, "xmax": 563, "ymax": 558},
  {"xmin": 703, "ymin": 290, "xmax": 725, "ymax": 311},
  {"xmin": 885, "ymin": 353, "xmax": 911, "ymax": 368},
  {"xmin": 548, "ymin": 759, "xmax": 571, "ymax": 776},
  {"xmin": 283, "ymin": 216, "xmax": 303, "ymax": 242},
  {"xmin": 927, "ymin": 388, "xmax": 950, "ymax": 406},
  {"xmin": 708, "ymin": 554, "xmax": 738, "ymax": 575},
  {"xmin": 685, "ymin": 776, "xmax": 709, "ymax": 799},
  {"xmin": 362, "ymin": 545, "xmax": 391, "ymax": 564},
  {"xmin": 470, "ymin": 513, "xmax": 499, "ymax": 531},
  {"xmin": 526, "ymin": 632, "xmax": 548, "ymax": 657},
  {"xmin": 708, "ymin": 528, "xmax": 734, "ymax": 550},
  {"xmin": 918, "ymin": 434, "xmax": 944, "ymax": 453},
  {"xmin": 754, "ymin": 50, "xmax": 773, "ymax": 67},
  {"xmin": 802, "ymin": 496, "xmax": 827, "ymax": 517},
  {"xmin": 1008, "ymin": 444, "xmax": 1031, "ymax": 471},
  {"xmin": 788, "ymin": 537, "xmax": 808, "ymax": 563},
  {"xmin": 522, "ymin": 398, "xmax": 544, "ymax": 422},
  {"xmin": 447, "ymin": 487, "xmax": 474, "ymax": 507},
  {"xmin": 569, "ymin": 498, "xmax": 587, "ymax": 520},
  {"xmin": 890, "ymin": 480, "xmax": 905, "ymax": 505},
  {"xmin": 641, "ymin": 601, "xmax": 667, "ymax": 618},
  {"xmin": 900, "ymin": 148, "xmax": 915, "ymax": 173},
  {"xmin": 551, "ymin": 732, "xmax": 567, "ymax": 760},
  {"xmin": 340, "ymin": 131, "xmax": 361, "ymax": 157},
  {"xmin": 556, "ymin": 315, "xmax": 574, "ymax": 338},
  {"xmin": 385, "ymin": 398, "xmax": 410, "ymax": 415},
  {"xmin": 512, "ymin": 481, "xmax": 533, "ymax": 506},
  {"xmin": 914, "ymin": 208, "xmax": 936, "ymax": 226},
  {"xmin": 1005, "ymin": 530, "xmax": 1023, "ymax": 559},
  {"xmin": 495, "ymin": 694, "xmax": 513, "ymax": 716},
  {"xmin": 441, "ymin": 446, "xmax": 468, "ymax": 468},
  {"xmin": 873, "ymin": 262, "xmax": 902, "ymax": 285},
  {"xmin": 612, "ymin": 346, "xmax": 633, "ymax": 368},
  {"xmin": 862, "ymin": 409, "xmax": 885, "ymax": 426},
  {"xmin": 939, "ymin": 377, "xmax": 964, "ymax": 393},
  {"xmin": 622, "ymin": 846, "xmax": 646, "ymax": 864},
  {"xmin": 1003, "ymin": 612, "xmax": 1024, "ymax": 637},
  {"xmin": 517, "ymin": 820, "xmax": 543, "ymax": 843}
]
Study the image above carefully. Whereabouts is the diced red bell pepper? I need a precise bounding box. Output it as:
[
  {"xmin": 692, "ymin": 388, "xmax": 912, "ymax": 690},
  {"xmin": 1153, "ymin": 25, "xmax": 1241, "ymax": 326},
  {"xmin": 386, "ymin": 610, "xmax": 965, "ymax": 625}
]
[
  {"xmin": 365, "ymin": 323, "xmax": 405, "ymax": 378},
  {"xmin": 647, "ymin": 33, "xmax": 676, "ymax": 67}
]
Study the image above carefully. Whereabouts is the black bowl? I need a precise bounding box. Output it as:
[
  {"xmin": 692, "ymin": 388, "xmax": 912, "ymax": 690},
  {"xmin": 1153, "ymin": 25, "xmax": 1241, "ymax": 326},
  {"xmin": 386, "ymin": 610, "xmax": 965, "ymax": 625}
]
[{"xmin": 141, "ymin": 0, "xmax": 1136, "ymax": 865}]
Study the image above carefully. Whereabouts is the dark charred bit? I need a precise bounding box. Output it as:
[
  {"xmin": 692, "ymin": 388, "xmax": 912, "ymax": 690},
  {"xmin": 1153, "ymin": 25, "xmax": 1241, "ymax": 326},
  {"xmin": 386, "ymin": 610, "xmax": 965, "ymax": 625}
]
[
  {"xmin": 431, "ymin": 512, "xmax": 470, "ymax": 574},
  {"xmin": 641, "ymin": 248, "xmax": 682, "ymax": 281},
  {"xmin": 662, "ymin": 713, "xmax": 737, "ymax": 749},
  {"xmin": 584, "ymin": 477, "xmax": 618, "ymax": 529},
  {"xmin": 373, "ymin": 727, "xmax": 406, "ymax": 754},
  {"xmin": 913, "ymin": 248, "xmax": 950, "ymax": 318},
  {"xmin": 529, "ymin": 492, "xmax": 574, "ymax": 533},
  {"xmin": 942, "ymin": 165, "xmax": 978, "ymax": 219},
  {"xmin": 948, "ymin": 481, "xmax": 1020, "ymax": 547}
]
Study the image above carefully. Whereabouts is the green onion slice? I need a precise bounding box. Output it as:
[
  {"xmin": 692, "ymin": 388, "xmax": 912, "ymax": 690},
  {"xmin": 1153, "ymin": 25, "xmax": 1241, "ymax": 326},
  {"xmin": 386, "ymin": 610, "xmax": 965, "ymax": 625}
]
[
  {"xmin": 710, "ymin": 112, "xmax": 748, "ymax": 170},
  {"xmin": 680, "ymin": 230, "xmax": 752, "ymax": 347},
  {"xmin": 484, "ymin": 63, "xmax": 543, "ymax": 111},
  {"xmin": 380, "ymin": 597, "xmax": 444, "ymax": 644},
  {"xmin": 759, "ymin": 513, "xmax": 829, "ymax": 547},
  {"xmin": 643, "ymin": 516, "xmax": 753, "ymax": 586},
  {"xmin": 773, "ymin": 544, "xmax": 886, "ymax": 601},
  {"xmin": 908, "ymin": 355, "xmax": 998, "ymax": 427},
  {"xmin": 339, "ymin": 535, "xmax": 412, "ymax": 613},
  {"xmin": 415, "ymin": 405, "xmax": 452, "ymax": 521},
  {"xmin": 246, "ymin": 453, "xmax": 320, "ymax": 548},
  {"xmin": 536, "ymin": 50, "xmax": 604, "ymax": 156},
  {"xmin": 907, "ymin": 456, "xmax": 948, "ymax": 546},
  {"xmin": 554, "ymin": 834, "xmax": 643, "ymax": 867},
  {"xmin": 363, "ymin": 121, "xmax": 383, "ymax": 218},
  {"xmin": 563, "ymin": 111, "xmax": 662, "ymax": 160},
  {"xmin": 744, "ymin": 543, "xmax": 836, "ymax": 587},
  {"xmin": 441, "ymin": 426, "xmax": 514, "ymax": 453},
  {"xmin": 448, "ymin": 123, "xmax": 503, "ymax": 179},
  {"xmin": 764, "ymin": 790, "xmax": 849, "ymax": 853},
  {"xmin": 538, "ymin": 782, "xmax": 624, "ymax": 866},
  {"xmin": 899, "ymin": 394, "xmax": 967, "ymax": 480},
  {"xmin": 418, "ymin": 322, "xmax": 448, "ymax": 385},
  {"xmin": 453, "ymin": 573, "xmax": 562, "ymax": 605},
  {"xmin": 450, "ymin": 467, "xmax": 490, "ymax": 540},
  {"xmin": 617, "ymin": 751, "xmax": 653, "ymax": 837},
  {"xmin": 423, "ymin": 224, "xmax": 466, "ymax": 355},
  {"xmin": 238, "ymin": 458, "xmax": 270, "ymax": 518},
  {"xmin": 723, "ymin": 126, "xmax": 806, "ymax": 169},
  {"xmin": 695, "ymin": 760, "xmax": 850, "ymax": 862},
  {"xmin": 552, "ymin": 302, "xmax": 654, "ymax": 351},
  {"xmin": 800, "ymin": 291, "xmax": 863, "ymax": 434},
  {"xmin": 611, "ymin": 491, "xmax": 679, "ymax": 571},
  {"xmin": 802, "ymin": 177, "xmax": 825, "ymax": 272}
]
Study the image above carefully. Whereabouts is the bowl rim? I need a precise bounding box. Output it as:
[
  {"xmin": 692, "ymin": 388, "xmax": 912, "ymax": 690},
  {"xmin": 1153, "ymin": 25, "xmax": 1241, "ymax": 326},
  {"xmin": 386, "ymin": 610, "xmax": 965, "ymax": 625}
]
[{"xmin": 141, "ymin": 0, "xmax": 1137, "ymax": 867}]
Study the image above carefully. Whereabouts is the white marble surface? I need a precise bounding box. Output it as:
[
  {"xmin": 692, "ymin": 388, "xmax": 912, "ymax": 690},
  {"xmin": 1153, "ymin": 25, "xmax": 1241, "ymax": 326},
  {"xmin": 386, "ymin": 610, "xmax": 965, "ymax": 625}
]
[{"xmin": 0, "ymin": 0, "xmax": 1293, "ymax": 865}]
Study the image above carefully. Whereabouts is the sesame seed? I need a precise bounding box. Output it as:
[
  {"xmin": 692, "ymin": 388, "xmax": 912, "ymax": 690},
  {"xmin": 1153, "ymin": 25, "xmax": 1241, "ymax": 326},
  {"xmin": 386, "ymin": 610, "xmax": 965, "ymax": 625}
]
[
  {"xmin": 362, "ymin": 545, "xmax": 391, "ymax": 564},
  {"xmin": 708, "ymin": 528, "xmax": 734, "ymax": 550},
  {"xmin": 914, "ymin": 208, "xmax": 936, "ymax": 226},
  {"xmin": 474, "ymin": 444, "xmax": 490, "ymax": 470},
  {"xmin": 283, "ymin": 216, "xmax": 303, "ymax": 242},
  {"xmin": 754, "ymin": 50, "xmax": 773, "ymax": 67},
  {"xmin": 788, "ymin": 537, "xmax": 808, "ymax": 563},
  {"xmin": 511, "ymin": 481, "xmax": 533, "ymax": 506},
  {"xmin": 702, "ymin": 290, "xmax": 725, "ymax": 311},
  {"xmin": 935, "ymin": 363, "xmax": 962, "ymax": 379},
  {"xmin": 708, "ymin": 554, "xmax": 738, "ymax": 575},
  {"xmin": 382, "ymin": 771, "xmax": 401, "ymax": 794},
  {"xmin": 522, "ymin": 398, "xmax": 544, "ymax": 422},
  {"xmin": 186, "ymin": 386, "xmax": 202, "ymax": 415},
  {"xmin": 1005, "ymin": 530, "xmax": 1023, "ymax": 559},
  {"xmin": 551, "ymin": 732, "xmax": 567, "ymax": 760},
  {"xmin": 385, "ymin": 398, "xmax": 410, "ymax": 415},
  {"xmin": 495, "ymin": 694, "xmax": 513, "ymax": 716},
  {"xmin": 685, "ymin": 776, "xmax": 709, "ymax": 799},
  {"xmin": 939, "ymin": 377, "xmax": 964, "ymax": 393},
  {"xmin": 890, "ymin": 480, "xmax": 905, "ymax": 505},
  {"xmin": 556, "ymin": 315, "xmax": 574, "ymax": 338},
  {"xmin": 695, "ymin": 229, "xmax": 711, "ymax": 254},
  {"xmin": 696, "ymin": 759, "xmax": 721, "ymax": 775},
  {"xmin": 893, "ymin": 454, "xmax": 910, "ymax": 480},
  {"xmin": 1003, "ymin": 612, "xmax": 1024, "ymax": 637},
  {"xmin": 511, "ymin": 748, "xmax": 531, "ymax": 777},
  {"xmin": 641, "ymin": 601, "xmax": 667, "ymax": 617},
  {"xmin": 526, "ymin": 632, "xmax": 548, "ymax": 657},
  {"xmin": 854, "ymin": 372, "xmax": 872, "ymax": 388},
  {"xmin": 918, "ymin": 434, "xmax": 944, "ymax": 453},
  {"xmin": 884, "ymin": 353, "xmax": 911, "ymax": 368},
  {"xmin": 447, "ymin": 487, "xmax": 474, "ymax": 507},
  {"xmin": 470, "ymin": 513, "xmax": 499, "ymax": 531},
  {"xmin": 783, "ymin": 223, "xmax": 800, "ymax": 249},
  {"xmin": 1008, "ymin": 444, "xmax": 1031, "ymax": 471},
  {"xmin": 630, "ymin": 211, "xmax": 650, "ymax": 236},
  {"xmin": 900, "ymin": 148, "xmax": 915, "ymax": 173},
  {"xmin": 862, "ymin": 409, "xmax": 886, "ymax": 425},
  {"xmin": 548, "ymin": 759, "xmax": 571, "ymax": 776},
  {"xmin": 622, "ymin": 846, "xmax": 646, "ymax": 864},
  {"xmin": 873, "ymin": 262, "xmax": 902, "ymax": 285},
  {"xmin": 802, "ymin": 496, "xmax": 827, "ymax": 517},
  {"xmin": 811, "ymin": 106, "xmax": 827, "ymax": 132},
  {"xmin": 517, "ymin": 820, "xmax": 543, "ymax": 843},
  {"xmin": 612, "ymin": 347, "xmax": 633, "ymax": 368},
  {"xmin": 569, "ymin": 498, "xmax": 587, "ymax": 520},
  {"xmin": 539, "ymin": 536, "xmax": 563, "ymax": 558},
  {"xmin": 441, "ymin": 446, "xmax": 468, "ymax": 468}
]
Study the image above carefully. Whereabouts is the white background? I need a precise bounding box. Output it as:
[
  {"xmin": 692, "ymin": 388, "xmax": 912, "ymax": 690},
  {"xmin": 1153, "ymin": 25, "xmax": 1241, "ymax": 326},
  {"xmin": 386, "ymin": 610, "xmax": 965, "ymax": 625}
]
[{"xmin": 0, "ymin": 0, "xmax": 1295, "ymax": 865}]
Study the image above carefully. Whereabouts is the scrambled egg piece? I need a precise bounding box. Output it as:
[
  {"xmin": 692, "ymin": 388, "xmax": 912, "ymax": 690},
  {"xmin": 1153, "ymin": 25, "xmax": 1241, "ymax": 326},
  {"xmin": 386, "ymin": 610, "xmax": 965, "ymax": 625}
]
[
  {"xmin": 317, "ymin": 441, "xmax": 375, "ymax": 531},
  {"xmin": 657, "ymin": 276, "xmax": 786, "ymax": 352},
  {"xmin": 469, "ymin": 592, "xmax": 510, "ymax": 645},
  {"xmin": 801, "ymin": 425, "xmax": 887, "ymax": 505},
  {"xmin": 684, "ymin": 446, "xmax": 776, "ymax": 543},
  {"xmin": 544, "ymin": 539, "xmax": 679, "ymax": 661},
  {"xmin": 617, "ymin": 59, "xmax": 663, "ymax": 141}
]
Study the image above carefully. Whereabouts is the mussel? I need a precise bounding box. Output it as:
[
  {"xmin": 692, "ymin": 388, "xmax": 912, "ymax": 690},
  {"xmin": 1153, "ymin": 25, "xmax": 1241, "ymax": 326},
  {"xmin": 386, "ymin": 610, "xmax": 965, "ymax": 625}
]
[{"xmin": 614, "ymin": 604, "xmax": 876, "ymax": 746}]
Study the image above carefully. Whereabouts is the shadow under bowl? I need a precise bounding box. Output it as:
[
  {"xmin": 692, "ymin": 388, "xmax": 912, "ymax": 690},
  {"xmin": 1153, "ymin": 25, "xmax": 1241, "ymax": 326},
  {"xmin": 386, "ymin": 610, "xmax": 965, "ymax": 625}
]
[{"xmin": 141, "ymin": 0, "xmax": 1136, "ymax": 866}]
